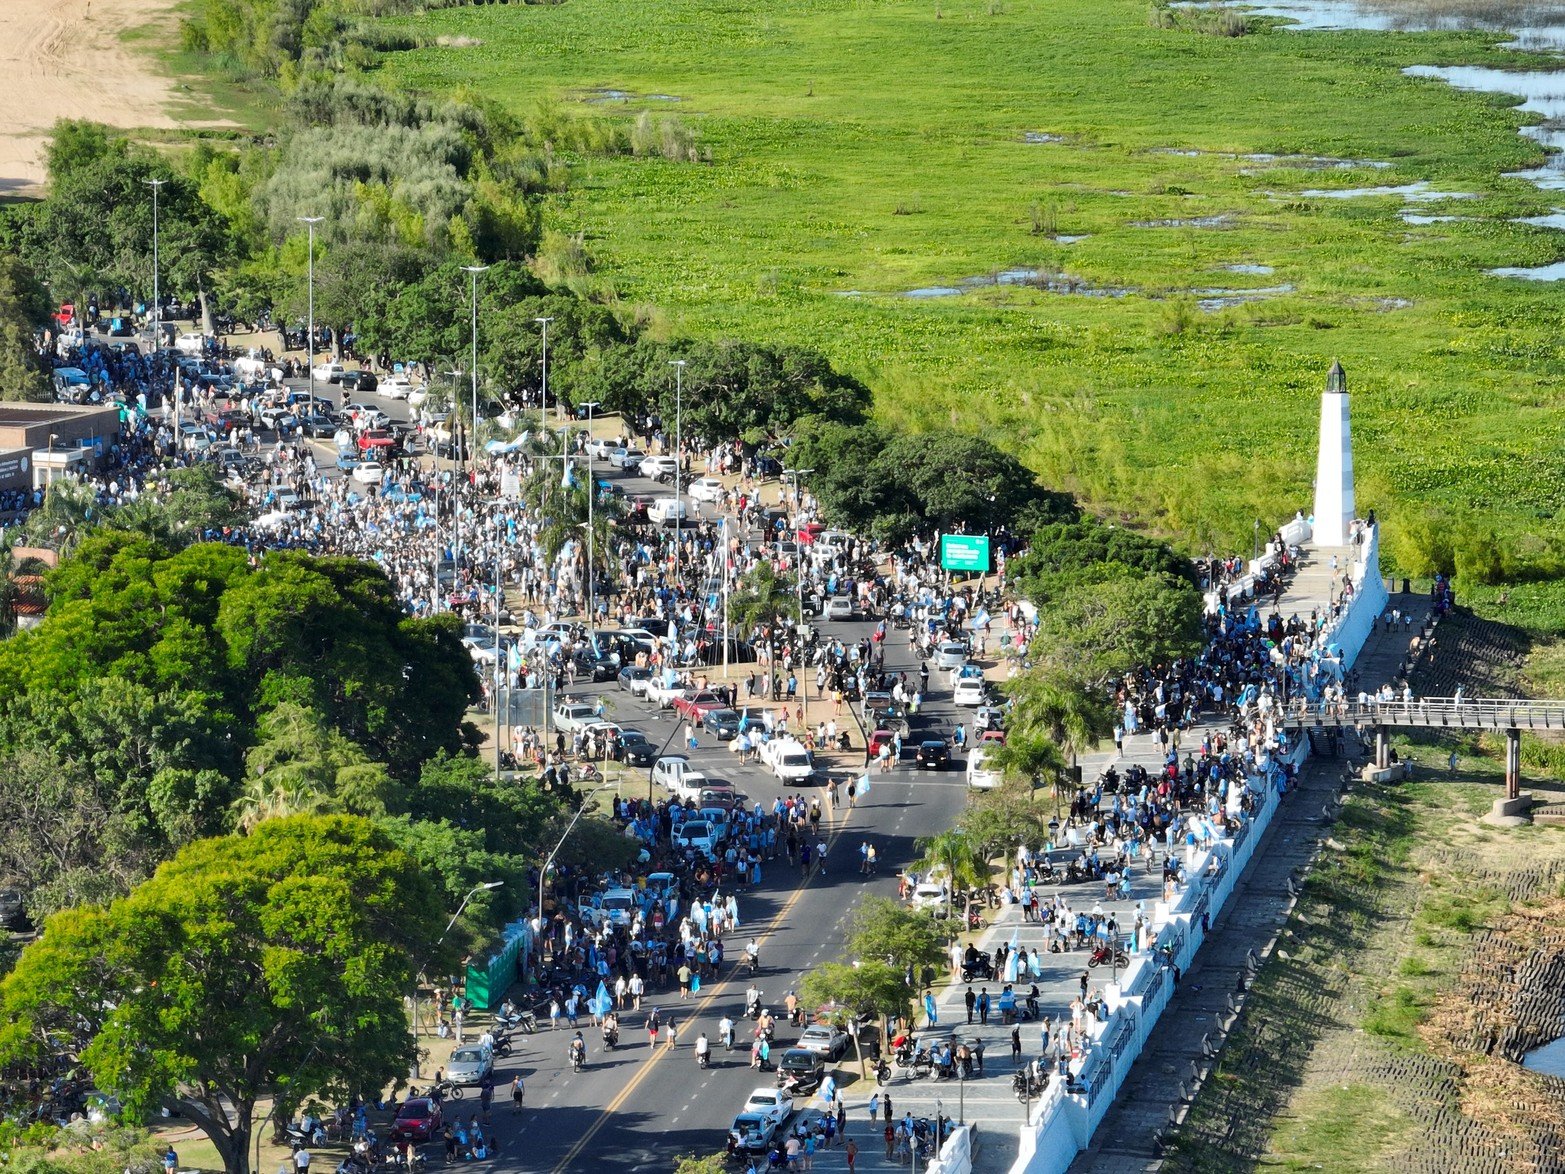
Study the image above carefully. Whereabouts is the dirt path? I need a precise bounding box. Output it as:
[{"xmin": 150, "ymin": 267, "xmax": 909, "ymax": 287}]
[{"xmin": 0, "ymin": 0, "xmax": 218, "ymax": 195}]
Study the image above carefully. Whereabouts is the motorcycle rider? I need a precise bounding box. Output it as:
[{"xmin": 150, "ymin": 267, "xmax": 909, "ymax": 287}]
[
  {"xmin": 744, "ymin": 984, "xmax": 762, "ymax": 1018},
  {"xmin": 695, "ymin": 1032, "xmax": 711, "ymax": 1068},
  {"xmin": 568, "ymin": 1032, "xmax": 586, "ymax": 1070},
  {"xmin": 719, "ymin": 1015, "xmax": 736, "ymax": 1050},
  {"xmin": 601, "ymin": 1012, "xmax": 619, "ymax": 1048},
  {"xmin": 745, "ymin": 938, "xmax": 760, "ymax": 974}
]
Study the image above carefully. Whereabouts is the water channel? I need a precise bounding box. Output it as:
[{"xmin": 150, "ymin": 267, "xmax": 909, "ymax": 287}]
[{"xmin": 1190, "ymin": 0, "xmax": 1565, "ymax": 278}]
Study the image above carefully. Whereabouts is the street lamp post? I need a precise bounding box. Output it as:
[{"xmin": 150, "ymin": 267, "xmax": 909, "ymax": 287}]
[
  {"xmin": 536, "ymin": 781, "xmax": 617, "ymax": 963},
  {"xmin": 297, "ymin": 217, "xmax": 323, "ymax": 423},
  {"xmin": 668, "ymin": 359, "xmax": 685, "ymax": 586},
  {"xmin": 463, "ymin": 266, "xmax": 490, "ymax": 480},
  {"xmin": 535, "ymin": 316, "xmax": 555, "ymax": 420},
  {"xmin": 411, "ymin": 880, "xmax": 502, "ymax": 1078},
  {"xmin": 142, "ymin": 177, "xmax": 165, "ymax": 346}
]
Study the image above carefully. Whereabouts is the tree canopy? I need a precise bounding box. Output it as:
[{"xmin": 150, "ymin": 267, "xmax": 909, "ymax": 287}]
[
  {"xmin": 0, "ymin": 816, "xmax": 442, "ymax": 1174},
  {"xmin": 0, "ymin": 537, "xmax": 477, "ymax": 917}
]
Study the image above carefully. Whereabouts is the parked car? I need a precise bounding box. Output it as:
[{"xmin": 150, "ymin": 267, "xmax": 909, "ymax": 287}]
[
  {"xmin": 741, "ymin": 1088, "xmax": 794, "ymax": 1129},
  {"xmin": 311, "ymin": 361, "xmax": 346, "ymax": 384},
  {"xmin": 967, "ymin": 746, "xmax": 1002, "ymax": 790},
  {"xmin": 553, "ymin": 702, "xmax": 598, "ymax": 733},
  {"xmin": 390, "ymin": 1098, "xmax": 442, "ymax": 1142},
  {"xmin": 687, "ymin": 476, "xmax": 725, "ymax": 503},
  {"xmin": 340, "ymin": 369, "xmax": 378, "ymax": 393},
  {"xmin": 618, "ymin": 729, "xmax": 658, "ymax": 766},
  {"xmin": 0, "ymin": 889, "xmax": 28, "ymax": 931},
  {"xmin": 639, "ymin": 454, "xmax": 679, "ymax": 482},
  {"xmin": 648, "ymin": 497, "xmax": 688, "ymax": 527},
  {"xmin": 357, "ymin": 429, "xmax": 397, "ymax": 456},
  {"xmin": 609, "ymin": 447, "xmax": 646, "ymax": 470},
  {"xmin": 797, "ymin": 1023, "xmax": 849, "ymax": 1059},
  {"xmin": 729, "ymin": 1112, "xmax": 780, "ymax": 1154},
  {"xmin": 446, "ymin": 1043, "xmax": 494, "ymax": 1085},
  {"xmin": 910, "ymin": 881, "xmax": 951, "ymax": 915}
]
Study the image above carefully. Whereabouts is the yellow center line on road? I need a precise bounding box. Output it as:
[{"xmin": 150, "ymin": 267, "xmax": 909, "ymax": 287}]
[{"xmin": 549, "ymin": 803, "xmax": 863, "ymax": 1173}]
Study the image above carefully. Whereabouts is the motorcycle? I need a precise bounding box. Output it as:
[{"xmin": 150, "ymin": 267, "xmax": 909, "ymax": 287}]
[
  {"xmin": 1087, "ymin": 944, "xmax": 1130, "ymax": 969},
  {"xmin": 492, "ymin": 1030, "xmax": 515, "ymax": 1058},
  {"xmin": 874, "ymin": 1059, "xmax": 891, "ymax": 1086},
  {"xmin": 570, "ymin": 1042, "xmax": 585, "ymax": 1073},
  {"xmin": 960, "ymin": 957, "xmax": 994, "ymax": 983},
  {"xmin": 778, "ymin": 1071, "xmax": 821, "ymax": 1097},
  {"xmin": 1013, "ymin": 1070, "xmax": 1047, "ymax": 1101},
  {"xmin": 602, "ymin": 1023, "xmax": 619, "ymax": 1049},
  {"xmin": 697, "ymin": 1047, "xmax": 710, "ymax": 1069},
  {"xmin": 965, "ymin": 906, "xmax": 984, "ymax": 931}
]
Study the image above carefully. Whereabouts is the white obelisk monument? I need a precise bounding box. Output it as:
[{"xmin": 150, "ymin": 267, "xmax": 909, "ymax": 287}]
[{"xmin": 1313, "ymin": 359, "xmax": 1354, "ymax": 546}]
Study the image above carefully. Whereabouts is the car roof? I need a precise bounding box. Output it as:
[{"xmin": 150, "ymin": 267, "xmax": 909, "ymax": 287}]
[{"xmin": 921, "ymin": 739, "xmax": 946, "ymax": 747}]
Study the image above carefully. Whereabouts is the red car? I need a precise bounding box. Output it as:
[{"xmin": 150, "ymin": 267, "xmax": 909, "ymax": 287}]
[
  {"xmin": 358, "ymin": 429, "xmax": 397, "ymax": 455},
  {"xmin": 673, "ymin": 690, "xmax": 727, "ymax": 724},
  {"xmin": 390, "ymin": 1097, "xmax": 442, "ymax": 1142}
]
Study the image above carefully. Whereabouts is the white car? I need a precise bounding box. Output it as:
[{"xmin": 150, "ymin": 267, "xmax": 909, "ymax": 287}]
[
  {"xmin": 581, "ymin": 887, "xmax": 639, "ymax": 929},
  {"xmin": 406, "ymin": 385, "xmax": 430, "ymax": 409},
  {"xmin": 639, "ymin": 454, "xmax": 679, "ymax": 482},
  {"xmin": 553, "ymin": 702, "xmax": 598, "ymax": 733},
  {"xmin": 652, "ymin": 755, "xmax": 708, "ymax": 798},
  {"xmin": 742, "ymin": 1088, "xmax": 794, "ymax": 1129},
  {"xmin": 967, "ymin": 746, "xmax": 1002, "ymax": 790},
  {"xmin": 676, "ymin": 819, "xmax": 721, "ymax": 857},
  {"xmin": 312, "ymin": 361, "xmax": 346, "ymax": 384},
  {"xmin": 910, "ymin": 881, "xmax": 951, "ymax": 915},
  {"xmin": 687, "ymin": 477, "xmax": 725, "ymax": 503},
  {"xmin": 462, "ymin": 632, "xmax": 500, "ymax": 663},
  {"xmin": 953, "ymin": 677, "xmax": 988, "ymax": 707},
  {"xmin": 380, "ymin": 374, "xmax": 416, "ymax": 400},
  {"xmin": 609, "ymin": 447, "xmax": 646, "ymax": 469},
  {"xmin": 350, "ymin": 461, "xmax": 385, "ymax": 486},
  {"xmin": 761, "ymin": 738, "xmax": 815, "ymax": 783},
  {"xmin": 648, "ymin": 497, "xmax": 688, "ymax": 527},
  {"xmin": 824, "ymin": 597, "xmax": 855, "ymax": 622}
]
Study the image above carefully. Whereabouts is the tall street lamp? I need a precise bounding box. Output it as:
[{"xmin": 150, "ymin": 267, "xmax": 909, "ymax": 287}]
[
  {"xmin": 297, "ymin": 216, "xmax": 323, "ymax": 422},
  {"xmin": 463, "ymin": 265, "xmax": 490, "ymax": 480},
  {"xmin": 142, "ymin": 177, "xmax": 165, "ymax": 348},
  {"xmin": 785, "ymin": 467, "xmax": 815, "ymax": 722},
  {"xmin": 536, "ymin": 781, "xmax": 617, "ymax": 964},
  {"xmin": 535, "ymin": 316, "xmax": 555, "ymax": 419},
  {"xmin": 668, "ymin": 359, "xmax": 685, "ymax": 587},
  {"xmin": 411, "ymin": 879, "xmax": 502, "ymax": 1077}
]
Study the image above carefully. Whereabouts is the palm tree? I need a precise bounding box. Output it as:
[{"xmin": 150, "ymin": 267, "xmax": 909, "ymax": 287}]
[
  {"xmin": 915, "ymin": 828, "xmax": 986, "ymax": 921},
  {"xmin": 1005, "ymin": 673, "xmax": 1114, "ymax": 763},
  {"xmin": 229, "ymin": 771, "xmax": 334, "ymax": 833},
  {"xmin": 23, "ymin": 478, "xmax": 101, "ymax": 554}
]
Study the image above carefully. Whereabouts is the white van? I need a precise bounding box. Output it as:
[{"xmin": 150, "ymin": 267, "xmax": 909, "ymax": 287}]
[
  {"xmin": 175, "ymin": 332, "xmax": 207, "ymax": 356},
  {"xmin": 967, "ymin": 746, "xmax": 1002, "ymax": 790},
  {"xmin": 648, "ymin": 497, "xmax": 688, "ymax": 527}
]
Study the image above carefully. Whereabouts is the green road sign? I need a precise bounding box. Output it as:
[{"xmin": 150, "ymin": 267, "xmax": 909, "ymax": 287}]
[{"xmin": 940, "ymin": 534, "xmax": 991, "ymax": 573}]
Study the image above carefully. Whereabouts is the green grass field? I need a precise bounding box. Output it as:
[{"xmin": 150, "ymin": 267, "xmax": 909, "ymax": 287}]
[{"xmin": 372, "ymin": 0, "xmax": 1565, "ymax": 557}]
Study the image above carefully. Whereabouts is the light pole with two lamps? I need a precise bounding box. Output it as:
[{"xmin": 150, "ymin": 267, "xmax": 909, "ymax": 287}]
[
  {"xmin": 410, "ymin": 880, "xmax": 503, "ymax": 1078},
  {"xmin": 535, "ymin": 316, "xmax": 555, "ymax": 419},
  {"xmin": 142, "ymin": 177, "xmax": 165, "ymax": 346},
  {"xmin": 462, "ymin": 265, "xmax": 490, "ymax": 479}
]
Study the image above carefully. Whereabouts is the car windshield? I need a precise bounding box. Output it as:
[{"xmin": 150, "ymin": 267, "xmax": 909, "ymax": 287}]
[
  {"xmin": 451, "ymin": 1049, "xmax": 483, "ymax": 1064},
  {"xmin": 602, "ymin": 896, "xmax": 634, "ymax": 911},
  {"xmin": 682, "ymin": 822, "xmax": 710, "ymax": 836},
  {"xmin": 397, "ymin": 1102, "xmax": 430, "ymax": 1118}
]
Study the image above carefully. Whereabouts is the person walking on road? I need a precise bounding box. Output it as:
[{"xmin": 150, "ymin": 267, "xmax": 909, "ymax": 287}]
[
  {"xmin": 845, "ymin": 1138, "xmax": 858, "ymax": 1172},
  {"xmin": 509, "ymin": 1075, "xmax": 524, "ymax": 1113}
]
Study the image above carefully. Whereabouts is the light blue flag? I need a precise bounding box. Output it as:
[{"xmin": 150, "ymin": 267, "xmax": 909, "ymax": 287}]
[
  {"xmin": 590, "ymin": 981, "xmax": 612, "ymax": 1018},
  {"xmin": 923, "ymin": 992, "xmax": 938, "ymax": 1026},
  {"xmin": 858, "ymin": 774, "xmax": 871, "ymax": 798}
]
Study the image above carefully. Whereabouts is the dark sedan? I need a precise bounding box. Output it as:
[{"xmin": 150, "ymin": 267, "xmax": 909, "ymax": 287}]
[
  {"xmin": 618, "ymin": 730, "xmax": 658, "ymax": 767},
  {"xmin": 915, "ymin": 740, "xmax": 950, "ymax": 770},
  {"xmin": 704, "ymin": 708, "xmax": 742, "ymax": 740}
]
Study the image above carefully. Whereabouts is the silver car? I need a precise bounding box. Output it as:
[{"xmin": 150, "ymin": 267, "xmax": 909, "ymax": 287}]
[
  {"xmin": 935, "ymin": 641, "xmax": 969, "ymax": 671},
  {"xmin": 446, "ymin": 1043, "xmax": 493, "ymax": 1085}
]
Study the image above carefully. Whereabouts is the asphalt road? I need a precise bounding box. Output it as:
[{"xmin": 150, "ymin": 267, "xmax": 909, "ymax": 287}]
[
  {"xmin": 476, "ymin": 613, "xmax": 976, "ymax": 1172},
  {"xmin": 260, "ymin": 374, "xmax": 976, "ymax": 1165}
]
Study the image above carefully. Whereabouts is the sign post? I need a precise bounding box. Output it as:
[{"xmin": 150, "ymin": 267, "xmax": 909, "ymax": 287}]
[{"xmin": 940, "ymin": 534, "xmax": 991, "ymax": 574}]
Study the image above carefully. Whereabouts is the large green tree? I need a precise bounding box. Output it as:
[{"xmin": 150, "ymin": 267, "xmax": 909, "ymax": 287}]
[{"xmin": 0, "ymin": 816, "xmax": 442, "ymax": 1174}]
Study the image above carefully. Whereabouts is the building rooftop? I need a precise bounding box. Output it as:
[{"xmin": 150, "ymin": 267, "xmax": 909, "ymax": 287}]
[{"xmin": 0, "ymin": 403, "xmax": 112, "ymax": 427}]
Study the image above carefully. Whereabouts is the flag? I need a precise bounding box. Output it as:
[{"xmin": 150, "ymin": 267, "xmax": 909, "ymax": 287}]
[
  {"xmin": 691, "ymin": 974, "xmax": 701, "ymax": 993},
  {"xmin": 590, "ymin": 981, "xmax": 612, "ymax": 1018},
  {"xmin": 858, "ymin": 774, "xmax": 871, "ymax": 798},
  {"xmin": 923, "ymin": 993, "xmax": 938, "ymax": 1026}
]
